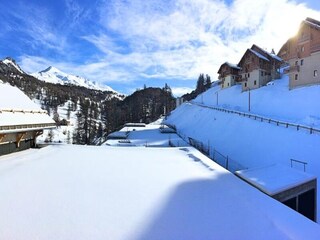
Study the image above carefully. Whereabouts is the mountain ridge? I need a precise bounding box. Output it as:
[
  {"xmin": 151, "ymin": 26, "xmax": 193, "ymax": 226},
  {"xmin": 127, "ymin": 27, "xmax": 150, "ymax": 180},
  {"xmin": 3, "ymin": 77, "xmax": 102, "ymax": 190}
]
[{"xmin": 32, "ymin": 65, "xmax": 116, "ymax": 93}]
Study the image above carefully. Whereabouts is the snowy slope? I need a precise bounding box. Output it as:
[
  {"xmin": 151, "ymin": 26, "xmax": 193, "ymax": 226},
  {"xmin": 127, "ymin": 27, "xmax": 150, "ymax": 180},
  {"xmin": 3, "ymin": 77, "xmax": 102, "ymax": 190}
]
[
  {"xmin": 193, "ymin": 75, "xmax": 320, "ymax": 127},
  {"xmin": 165, "ymin": 73, "xmax": 320, "ymax": 218},
  {"xmin": 35, "ymin": 99, "xmax": 78, "ymax": 144},
  {"xmin": 0, "ymin": 145, "xmax": 319, "ymax": 239},
  {"xmin": 32, "ymin": 66, "xmax": 115, "ymax": 92}
]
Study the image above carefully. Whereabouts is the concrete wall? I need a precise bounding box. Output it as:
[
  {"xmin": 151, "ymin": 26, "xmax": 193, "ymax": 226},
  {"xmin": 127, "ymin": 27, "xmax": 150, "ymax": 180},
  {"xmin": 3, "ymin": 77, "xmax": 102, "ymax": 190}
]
[
  {"xmin": 289, "ymin": 52, "xmax": 320, "ymax": 89},
  {"xmin": 221, "ymin": 75, "xmax": 236, "ymax": 89},
  {"xmin": 273, "ymin": 179, "xmax": 317, "ymax": 222},
  {"xmin": 241, "ymin": 70, "xmax": 260, "ymax": 91}
]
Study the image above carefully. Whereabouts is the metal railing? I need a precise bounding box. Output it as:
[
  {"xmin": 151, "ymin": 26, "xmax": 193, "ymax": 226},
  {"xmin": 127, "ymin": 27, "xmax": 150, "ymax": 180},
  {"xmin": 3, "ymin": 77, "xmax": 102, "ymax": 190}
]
[
  {"xmin": 290, "ymin": 158, "xmax": 308, "ymax": 172},
  {"xmin": 187, "ymin": 137, "xmax": 246, "ymax": 173},
  {"xmin": 191, "ymin": 102, "xmax": 320, "ymax": 135}
]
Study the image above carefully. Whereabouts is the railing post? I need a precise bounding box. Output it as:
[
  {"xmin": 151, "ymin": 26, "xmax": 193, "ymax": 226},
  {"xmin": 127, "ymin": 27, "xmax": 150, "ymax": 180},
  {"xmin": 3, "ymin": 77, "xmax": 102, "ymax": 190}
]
[{"xmin": 226, "ymin": 156, "xmax": 229, "ymax": 170}]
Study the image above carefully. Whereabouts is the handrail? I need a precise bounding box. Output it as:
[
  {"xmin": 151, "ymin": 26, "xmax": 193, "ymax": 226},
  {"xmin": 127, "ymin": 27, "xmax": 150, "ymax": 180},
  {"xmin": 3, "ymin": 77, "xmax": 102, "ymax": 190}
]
[{"xmin": 290, "ymin": 158, "xmax": 308, "ymax": 172}]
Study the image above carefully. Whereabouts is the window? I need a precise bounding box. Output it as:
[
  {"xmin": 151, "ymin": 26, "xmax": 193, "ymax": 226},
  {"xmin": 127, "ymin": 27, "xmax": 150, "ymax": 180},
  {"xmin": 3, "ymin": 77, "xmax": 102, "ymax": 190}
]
[
  {"xmin": 244, "ymin": 82, "xmax": 247, "ymax": 88},
  {"xmin": 301, "ymin": 46, "xmax": 305, "ymax": 52},
  {"xmin": 295, "ymin": 61, "xmax": 298, "ymax": 66},
  {"xmin": 261, "ymin": 71, "xmax": 264, "ymax": 76},
  {"xmin": 248, "ymin": 73, "xmax": 250, "ymax": 78},
  {"xmin": 301, "ymin": 59, "xmax": 304, "ymax": 66},
  {"xmin": 314, "ymin": 70, "xmax": 318, "ymax": 77},
  {"xmin": 227, "ymin": 83, "xmax": 230, "ymax": 87},
  {"xmin": 295, "ymin": 74, "xmax": 298, "ymax": 80},
  {"xmin": 254, "ymin": 80, "xmax": 257, "ymax": 85}
]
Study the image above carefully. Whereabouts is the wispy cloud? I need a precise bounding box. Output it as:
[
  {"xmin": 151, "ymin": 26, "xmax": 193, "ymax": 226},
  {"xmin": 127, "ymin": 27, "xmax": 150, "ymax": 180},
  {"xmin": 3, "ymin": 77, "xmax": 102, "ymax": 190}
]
[
  {"xmin": 82, "ymin": 0, "xmax": 320, "ymax": 82},
  {"xmin": 4, "ymin": 3, "xmax": 66, "ymax": 52},
  {"xmin": 14, "ymin": 0, "xmax": 320, "ymax": 92}
]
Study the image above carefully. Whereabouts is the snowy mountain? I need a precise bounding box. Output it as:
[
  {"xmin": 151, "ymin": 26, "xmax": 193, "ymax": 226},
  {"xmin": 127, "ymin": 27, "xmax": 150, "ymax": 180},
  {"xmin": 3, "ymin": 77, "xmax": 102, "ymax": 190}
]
[
  {"xmin": 0, "ymin": 57, "xmax": 25, "ymax": 74},
  {"xmin": 32, "ymin": 66, "xmax": 115, "ymax": 92}
]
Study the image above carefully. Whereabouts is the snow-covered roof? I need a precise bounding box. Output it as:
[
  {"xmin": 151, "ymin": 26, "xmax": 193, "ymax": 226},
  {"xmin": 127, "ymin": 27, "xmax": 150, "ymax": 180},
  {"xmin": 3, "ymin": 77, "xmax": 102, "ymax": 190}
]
[
  {"xmin": 218, "ymin": 62, "xmax": 241, "ymax": 73},
  {"xmin": 0, "ymin": 83, "xmax": 41, "ymax": 110},
  {"xmin": 251, "ymin": 45, "xmax": 283, "ymax": 62},
  {"xmin": 107, "ymin": 131, "xmax": 129, "ymax": 139},
  {"xmin": 0, "ymin": 82, "xmax": 55, "ymax": 130},
  {"xmin": 248, "ymin": 49, "xmax": 270, "ymax": 62},
  {"xmin": 104, "ymin": 123, "xmax": 187, "ymax": 147},
  {"xmin": 0, "ymin": 145, "xmax": 319, "ymax": 239},
  {"xmin": 270, "ymin": 53, "xmax": 283, "ymax": 62},
  {"xmin": 304, "ymin": 17, "xmax": 320, "ymax": 29},
  {"xmin": 225, "ymin": 62, "xmax": 241, "ymax": 69},
  {"xmin": 235, "ymin": 164, "xmax": 316, "ymax": 195}
]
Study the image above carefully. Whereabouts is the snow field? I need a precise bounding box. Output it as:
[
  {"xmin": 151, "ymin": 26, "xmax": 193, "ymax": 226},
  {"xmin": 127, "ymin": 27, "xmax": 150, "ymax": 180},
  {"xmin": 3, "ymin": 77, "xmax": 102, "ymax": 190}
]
[
  {"xmin": 0, "ymin": 145, "xmax": 319, "ymax": 239},
  {"xmin": 165, "ymin": 74, "xmax": 320, "ymax": 219}
]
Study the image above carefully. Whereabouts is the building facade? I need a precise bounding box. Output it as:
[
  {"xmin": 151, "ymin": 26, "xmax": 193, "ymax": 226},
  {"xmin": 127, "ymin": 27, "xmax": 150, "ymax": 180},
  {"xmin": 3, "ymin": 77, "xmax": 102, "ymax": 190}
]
[
  {"xmin": 238, "ymin": 45, "xmax": 282, "ymax": 91},
  {"xmin": 278, "ymin": 18, "xmax": 320, "ymax": 89},
  {"xmin": 217, "ymin": 62, "xmax": 241, "ymax": 89}
]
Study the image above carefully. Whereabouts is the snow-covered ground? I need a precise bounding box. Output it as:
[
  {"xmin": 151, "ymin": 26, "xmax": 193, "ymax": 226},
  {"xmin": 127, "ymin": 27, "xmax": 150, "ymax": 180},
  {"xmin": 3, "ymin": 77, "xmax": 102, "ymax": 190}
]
[
  {"xmin": 0, "ymin": 144, "xmax": 319, "ymax": 239},
  {"xmin": 165, "ymin": 73, "xmax": 320, "ymax": 218},
  {"xmin": 193, "ymin": 75, "xmax": 320, "ymax": 127}
]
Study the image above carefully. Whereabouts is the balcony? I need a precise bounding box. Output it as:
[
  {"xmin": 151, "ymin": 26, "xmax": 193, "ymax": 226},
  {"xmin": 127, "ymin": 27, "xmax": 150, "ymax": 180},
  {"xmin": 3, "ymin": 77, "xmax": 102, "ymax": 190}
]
[
  {"xmin": 298, "ymin": 35, "xmax": 310, "ymax": 44},
  {"xmin": 288, "ymin": 65, "xmax": 300, "ymax": 73},
  {"xmin": 310, "ymin": 44, "xmax": 320, "ymax": 53}
]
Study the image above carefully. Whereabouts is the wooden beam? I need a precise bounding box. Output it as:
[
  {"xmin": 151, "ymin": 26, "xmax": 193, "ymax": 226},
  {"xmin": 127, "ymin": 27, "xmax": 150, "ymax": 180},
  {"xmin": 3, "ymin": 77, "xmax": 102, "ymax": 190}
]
[
  {"xmin": 0, "ymin": 134, "xmax": 6, "ymax": 143},
  {"xmin": 35, "ymin": 130, "xmax": 43, "ymax": 137},
  {"xmin": 16, "ymin": 132, "xmax": 26, "ymax": 148}
]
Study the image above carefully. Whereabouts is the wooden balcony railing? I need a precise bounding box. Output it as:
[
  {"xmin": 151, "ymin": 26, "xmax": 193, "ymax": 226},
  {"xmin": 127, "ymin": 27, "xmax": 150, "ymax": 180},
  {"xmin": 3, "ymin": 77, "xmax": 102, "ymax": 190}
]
[
  {"xmin": 311, "ymin": 44, "xmax": 320, "ymax": 53},
  {"xmin": 288, "ymin": 65, "xmax": 300, "ymax": 73},
  {"xmin": 0, "ymin": 123, "xmax": 56, "ymax": 132}
]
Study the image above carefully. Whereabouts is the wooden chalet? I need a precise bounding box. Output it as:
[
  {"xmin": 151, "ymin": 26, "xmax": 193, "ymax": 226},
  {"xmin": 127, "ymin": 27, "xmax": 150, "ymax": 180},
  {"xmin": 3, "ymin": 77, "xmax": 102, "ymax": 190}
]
[
  {"xmin": 278, "ymin": 17, "xmax": 320, "ymax": 89},
  {"xmin": 0, "ymin": 83, "xmax": 55, "ymax": 156},
  {"xmin": 217, "ymin": 62, "xmax": 241, "ymax": 89},
  {"xmin": 238, "ymin": 44, "xmax": 282, "ymax": 91}
]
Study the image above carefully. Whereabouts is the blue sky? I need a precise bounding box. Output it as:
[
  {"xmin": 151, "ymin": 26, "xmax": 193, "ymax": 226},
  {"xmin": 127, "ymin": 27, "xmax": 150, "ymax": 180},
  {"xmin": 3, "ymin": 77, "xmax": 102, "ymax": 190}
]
[{"xmin": 1, "ymin": 0, "xmax": 320, "ymax": 95}]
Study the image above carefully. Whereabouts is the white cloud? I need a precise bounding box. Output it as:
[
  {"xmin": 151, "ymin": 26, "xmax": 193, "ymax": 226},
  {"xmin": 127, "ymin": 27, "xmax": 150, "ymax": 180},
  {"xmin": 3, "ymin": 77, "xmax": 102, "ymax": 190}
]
[
  {"xmin": 18, "ymin": 0, "xmax": 320, "ymax": 89},
  {"xmin": 82, "ymin": 0, "xmax": 320, "ymax": 82}
]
